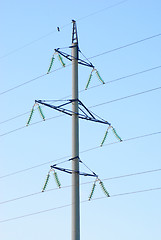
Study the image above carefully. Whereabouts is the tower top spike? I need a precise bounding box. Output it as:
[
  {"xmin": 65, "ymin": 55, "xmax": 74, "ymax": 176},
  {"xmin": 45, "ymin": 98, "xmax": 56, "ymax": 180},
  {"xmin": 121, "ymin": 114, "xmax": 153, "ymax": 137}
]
[{"xmin": 72, "ymin": 20, "xmax": 78, "ymax": 44}]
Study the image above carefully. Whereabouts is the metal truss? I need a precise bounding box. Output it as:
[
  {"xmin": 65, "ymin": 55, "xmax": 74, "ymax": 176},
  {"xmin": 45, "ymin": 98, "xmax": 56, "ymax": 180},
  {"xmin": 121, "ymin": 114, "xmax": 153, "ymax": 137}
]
[
  {"xmin": 35, "ymin": 99, "xmax": 111, "ymax": 125},
  {"xmin": 50, "ymin": 156, "xmax": 98, "ymax": 178},
  {"xmin": 55, "ymin": 48, "xmax": 94, "ymax": 68}
]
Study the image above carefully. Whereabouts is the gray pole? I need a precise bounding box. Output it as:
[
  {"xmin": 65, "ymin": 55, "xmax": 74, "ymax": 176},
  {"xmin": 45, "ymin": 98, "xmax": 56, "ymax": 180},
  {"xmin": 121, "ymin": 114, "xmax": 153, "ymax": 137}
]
[{"xmin": 71, "ymin": 20, "xmax": 80, "ymax": 240}]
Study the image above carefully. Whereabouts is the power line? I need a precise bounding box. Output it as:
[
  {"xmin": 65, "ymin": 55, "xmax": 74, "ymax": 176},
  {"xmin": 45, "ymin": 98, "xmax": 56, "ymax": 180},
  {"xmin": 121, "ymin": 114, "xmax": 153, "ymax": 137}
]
[
  {"xmin": 0, "ymin": 0, "xmax": 128, "ymax": 60},
  {"xmin": 1, "ymin": 32, "xmax": 161, "ymax": 97},
  {"xmin": 81, "ymin": 65, "xmax": 161, "ymax": 92},
  {"xmin": 0, "ymin": 114, "xmax": 63, "ymax": 137},
  {"xmin": 0, "ymin": 203, "xmax": 71, "ymax": 224},
  {"xmin": 0, "ymin": 168, "xmax": 160, "ymax": 205},
  {"xmin": 0, "ymin": 152, "xmax": 69, "ymax": 180},
  {"xmin": 0, "ymin": 72, "xmax": 44, "ymax": 95},
  {"xmin": 0, "ymin": 126, "xmax": 27, "ymax": 137},
  {"xmin": 77, "ymin": 0, "xmax": 129, "ymax": 22},
  {"xmin": 0, "ymin": 25, "xmax": 71, "ymax": 60},
  {"xmin": 0, "ymin": 65, "xmax": 69, "ymax": 96},
  {"xmin": 102, "ymin": 168, "xmax": 161, "ymax": 181},
  {"xmin": 1, "ymin": 64, "xmax": 160, "ymax": 126},
  {"xmin": 0, "ymin": 186, "xmax": 160, "ymax": 224},
  {"xmin": 0, "ymin": 64, "xmax": 161, "ymax": 126},
  {"xmin": 0, "ymin": 111, "xmax": 31, "ymax": 125},
  {"xmin": 1, "ymin": 84, "xmax": 161, "ymax": 138},
  {"xmin": 95, "ymin": 187, "xmax": 161, "ymax": 199},
  {"xmin": 90, "ymin": 85, "xmax": 161, "ymax": 109},
  {"xmin": 123, "ymin": 131, "xmax": 161, "ymax": 143},
  {"xmin": 0, "ymin": 32, "xmax": 57, "ymax": 60},
  {"xmin": 89, "ymin": 33, "xmax": 161, "ymax": 60},
  {"xmin": 0, "ymin": 130, "xmax": 161, "ymax": 180},
  {"xmin": 79, "ymin": 130, "xmax": 161, "ymax": 155}
]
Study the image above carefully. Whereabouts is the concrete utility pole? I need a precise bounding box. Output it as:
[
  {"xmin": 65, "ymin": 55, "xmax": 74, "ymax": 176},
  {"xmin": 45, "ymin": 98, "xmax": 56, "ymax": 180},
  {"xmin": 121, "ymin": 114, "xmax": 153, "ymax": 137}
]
[{"xmin": 71, "ymin": 20, "xmax": 80, "ymax": 240}]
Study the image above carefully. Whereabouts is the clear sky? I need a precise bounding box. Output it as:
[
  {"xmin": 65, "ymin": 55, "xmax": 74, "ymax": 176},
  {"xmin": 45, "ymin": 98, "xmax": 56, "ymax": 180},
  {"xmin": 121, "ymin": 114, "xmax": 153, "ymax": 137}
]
[{"xmin": 0, "ymin": 0, "xmax": 161, "ymax": 239}]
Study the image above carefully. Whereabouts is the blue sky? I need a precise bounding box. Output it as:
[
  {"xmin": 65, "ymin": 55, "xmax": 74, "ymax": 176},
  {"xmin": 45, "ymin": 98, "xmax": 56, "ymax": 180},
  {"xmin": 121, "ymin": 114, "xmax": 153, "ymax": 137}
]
[{"xmin": 0, "ymin": 0, "xmax": 161, "ymax": 239}]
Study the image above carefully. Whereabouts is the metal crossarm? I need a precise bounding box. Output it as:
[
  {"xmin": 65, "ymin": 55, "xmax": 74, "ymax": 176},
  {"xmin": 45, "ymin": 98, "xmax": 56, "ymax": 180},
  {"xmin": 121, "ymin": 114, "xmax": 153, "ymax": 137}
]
[
  {"xmin": 35, "ymin": 100, "xmax": 73, "ymax": 116},
  {"xmin": 50, "ymin": 165, "xmax": 98, "ymax": 178},
  {"xmin": 35, "ymin": 99, "xmax": 111, "ymax": 125},
  {"xmin": 55, "ymin": 48, "xmax": 94, "ymax": 68}
]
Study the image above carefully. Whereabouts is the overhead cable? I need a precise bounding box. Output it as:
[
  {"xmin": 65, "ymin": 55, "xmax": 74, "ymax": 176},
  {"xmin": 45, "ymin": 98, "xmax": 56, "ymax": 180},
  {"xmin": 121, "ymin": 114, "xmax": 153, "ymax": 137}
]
[
  {"xmin": 0, "ymin": 64, "xmax": 161, "ymax": 126},
  {"xmin": 89, "ymin": 33, "xmax": 161, "ymax": 60},
  {"xmin": 0, "ymin": 168, "xmax": 160, "ymax": 205},
  {"xmin": 1, "ymin": 84, "xmax": 161, "ymax": 138},
  {"xmin": 1, "ymin": 32, "xmax": 161, "ymax": 96},
  {"xmin": 0, "ymin": 0, "xmax": 129, "ymax": 60},
  {"xmin": 90, "ymin": 85, "xmax": 161, "ymax": 109},
  {"xmin": 0, "ymin": 186, "xmax": 160, "ymax": 224},
  {"xmin": 0, "ymin": 65, "xmax": 69, "ymax": 96},
  {"xmin": 0, "ymin": 130, "xmax": 161, "ymax": 179}
]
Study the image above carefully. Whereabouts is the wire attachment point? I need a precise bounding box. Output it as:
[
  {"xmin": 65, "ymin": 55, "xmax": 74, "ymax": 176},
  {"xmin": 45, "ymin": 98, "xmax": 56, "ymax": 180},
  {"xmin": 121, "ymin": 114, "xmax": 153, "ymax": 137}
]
[
  {"xmin": 85, "ymin": 68, "xmax": 105, "ymax": 90},
  {"xmin": 26, "ymin": 103, "xmax": 45, "ymax": 126},
  {"xmin": 47, "ymin": 55, "xmax": 55, "ymax": 74},
  {"xmin": 38, "ymin": 105, "xmax": 45, "ymax": 121},
  {"xmin": 26, "ymin": 105, "xmax": 35, "ymax": 126},
  {"xmin": 85, "ymin": 69, "xmax": 94, "ymax": 90},
  {"xmin": 57, "ymin": 54, "xmax": 66, "ymax": 67},
  {"xmin": 99, "ymin": 180, "xmax": 110, "ymax": 197},
  {"xmin": 53, "ymin": 170, "xmax": 61, "ymax": 188},
  {"xmin": 100, "ymin": 125, "xmax": 122, "ymax": 146},
  {"xmin": 100, "ymin": 126, "xmax": 110, "ymax": 147},
  {"xmin": 95, "ymin": 70, "xmax": 105, "ymax": 84},
  {"xmin": 47, "ymin": 52, "xmax": 66, "ymax": 73},
  {"xmin": 111, "ymin": 126, "xmax": 122, "ymax": 142},
  {"xmin": 89, "ymin": 178, "xmax": 110, "ymax": 200},
  {"xmin": 42, "ymin": 171, "xmax": 50, "ymax": 192},
  {"xmin": 88, "ymin": 180, "xmax": 97, "ymax": 201}
]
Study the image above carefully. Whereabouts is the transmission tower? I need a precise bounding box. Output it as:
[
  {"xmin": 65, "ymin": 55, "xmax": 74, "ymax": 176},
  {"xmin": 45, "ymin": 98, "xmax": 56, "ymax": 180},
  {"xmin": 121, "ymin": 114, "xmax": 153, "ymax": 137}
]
[{"xmin": 27, "ymin": 20, "xmax": 122, "ymax": 240}]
